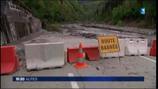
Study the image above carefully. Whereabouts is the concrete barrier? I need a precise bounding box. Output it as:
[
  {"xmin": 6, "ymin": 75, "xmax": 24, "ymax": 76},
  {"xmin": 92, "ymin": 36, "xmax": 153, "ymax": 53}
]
[{"xmin": 24, "ymin": 42, "xmax": 65, "ymax": 70}]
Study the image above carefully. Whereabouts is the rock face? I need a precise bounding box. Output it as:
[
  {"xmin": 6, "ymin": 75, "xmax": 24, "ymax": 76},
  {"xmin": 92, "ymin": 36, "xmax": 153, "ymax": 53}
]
[{"xmin": 0, "ymin": 0, "xmax": 42, "ymax": 44}]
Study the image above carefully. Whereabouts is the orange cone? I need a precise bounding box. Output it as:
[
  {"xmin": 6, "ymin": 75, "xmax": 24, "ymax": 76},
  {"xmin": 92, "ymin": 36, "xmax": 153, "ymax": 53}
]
[
  {"xmin": 79, "ymin": 42, "xmax": 83, "ymax": 49},
  {"xmin": 74, "ymin": 42, "xmax": 88, "ymax": 69}
]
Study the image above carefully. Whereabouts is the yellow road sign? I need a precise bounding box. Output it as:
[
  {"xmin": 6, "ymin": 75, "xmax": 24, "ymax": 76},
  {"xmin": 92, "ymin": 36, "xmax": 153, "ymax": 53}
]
[{"xmin": 97, "ymin": 35, "xmax": 120, "ymax": 53}]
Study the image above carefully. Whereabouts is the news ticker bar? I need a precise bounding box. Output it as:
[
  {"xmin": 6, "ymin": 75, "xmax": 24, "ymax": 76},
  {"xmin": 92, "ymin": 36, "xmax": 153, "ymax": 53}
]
[{"xmin": 13, "ymin": 76, "xmax": 144, "ymax": 82}]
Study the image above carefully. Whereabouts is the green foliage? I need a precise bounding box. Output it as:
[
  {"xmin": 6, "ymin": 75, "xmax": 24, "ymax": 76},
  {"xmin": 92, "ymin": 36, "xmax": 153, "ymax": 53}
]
[
  {"xmin": 117, "ymin": 20, "xmax": 123, "ymax": 26},
  {"xmin": 111, "ymin": 1, "xmax": 140, "ymax": 24},
  {"xmin": 95, "ymin": 0, "xmax": 156, "ymax": 28},
  {"xmin": 21, "ymin": 0, "xmax": 156, "ymax": 28},
  {"xmin": 22, "ymin": 0, "xmax": 85, "ymax": 23},
  {"xmin": 46, "ymin": 24, "xmax": 61, "ymax": 32}
]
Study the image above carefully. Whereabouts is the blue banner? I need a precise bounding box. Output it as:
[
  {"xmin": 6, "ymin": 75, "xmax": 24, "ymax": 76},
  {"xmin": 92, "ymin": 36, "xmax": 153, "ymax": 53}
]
[{"xmin": 13, "ymin": 76, "xmax": 144, "ymax": 82}]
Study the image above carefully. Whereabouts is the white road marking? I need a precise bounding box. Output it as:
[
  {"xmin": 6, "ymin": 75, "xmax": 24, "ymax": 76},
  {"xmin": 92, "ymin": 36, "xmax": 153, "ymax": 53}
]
[
  {"xmin": 68, "ymin": 73, "xmax": 79, "ymax": 89},
  {"xmin": 139, "ymin": 56, "xmax": 156, "ymax": 63}
]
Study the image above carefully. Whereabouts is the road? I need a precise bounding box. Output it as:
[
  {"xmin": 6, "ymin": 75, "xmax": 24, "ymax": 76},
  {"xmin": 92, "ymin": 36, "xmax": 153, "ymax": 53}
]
[
  {"xmin": 1, "ymin": 24, "xmax": 156, "ymax": 88},
  {"xmin": 1, "ymin": 56, "xmax": 156, "ymax": 88}
]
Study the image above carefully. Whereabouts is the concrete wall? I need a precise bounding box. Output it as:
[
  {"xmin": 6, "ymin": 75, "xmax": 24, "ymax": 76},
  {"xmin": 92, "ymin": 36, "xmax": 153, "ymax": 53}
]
[{"xmin": 0, "ymin": 0, "xmax": 42, "ymax": 44}]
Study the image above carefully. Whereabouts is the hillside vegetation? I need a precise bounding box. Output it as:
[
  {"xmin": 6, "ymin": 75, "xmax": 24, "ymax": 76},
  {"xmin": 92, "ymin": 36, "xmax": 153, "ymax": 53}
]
[{"xmin": 21, "ymin": 0, "xmax": 156, "ymax": 29}]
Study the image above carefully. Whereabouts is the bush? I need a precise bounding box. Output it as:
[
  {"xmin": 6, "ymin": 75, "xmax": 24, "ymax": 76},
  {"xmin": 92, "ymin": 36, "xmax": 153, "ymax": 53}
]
[
  {"xmin": 117, "ymin": 20, "xmax": 123, "ymax": 26},
  {"xmin": 46, "ymin": 24, "xmax": 61, "ymax": 32},
  {"xmin": 111, "ymin": 4, "xmax": 139, "ymax": 24}
]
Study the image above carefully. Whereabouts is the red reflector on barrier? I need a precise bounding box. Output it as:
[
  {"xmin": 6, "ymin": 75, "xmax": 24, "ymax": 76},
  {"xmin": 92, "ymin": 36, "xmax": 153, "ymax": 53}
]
[
  {"xmin": 0, "ymin": 46, "xmax": 19, "ymax": 75},
  {"xmin": 67, "ymin": 46, "xmax": 99, "ymax": 63},
  {"xmin": 83, "ymin": 47, "xmax": 100, "ymax": 61},
  {"xmin": 150, "ymin": 48, "xmax": 156, "ymax": 56},
  {"xmin": 152, "ymin": 40, "xmax": 156, "ymax": 48},
  {"xmin": 67, "ymin": 48, "xmax": 79, "ymax": 63},
  {"xmin": 150, "ymin": 40, "xmax": 156, "ymax": 56}
]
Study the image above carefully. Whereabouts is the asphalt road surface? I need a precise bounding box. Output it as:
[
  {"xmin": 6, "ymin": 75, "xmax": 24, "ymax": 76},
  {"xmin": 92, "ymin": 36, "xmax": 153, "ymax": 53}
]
[
  {"xmin": 1, "ymin": 56, "xmax": 156, "ymax": 88},
  {"xmin": 1, "ymin": 24, "xmax": 156, "ymax": 89}
]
